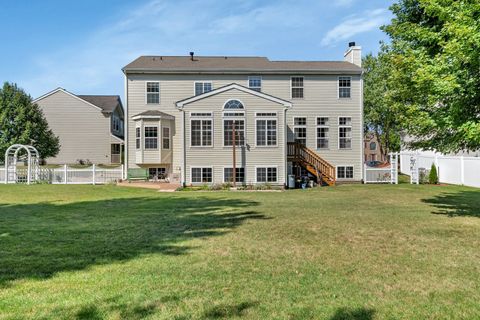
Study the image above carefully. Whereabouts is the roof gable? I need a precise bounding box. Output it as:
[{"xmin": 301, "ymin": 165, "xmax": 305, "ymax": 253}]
[
  {"xmin": 176, "ymin": 83, "xmax": 292, "ymax": 109},
  {"xmin": 33, "ymin": 88, "xmax": 122, "ymax": 114}
]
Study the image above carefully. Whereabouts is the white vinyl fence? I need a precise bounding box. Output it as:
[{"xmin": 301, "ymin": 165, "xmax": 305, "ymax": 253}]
[
  {"xmin": 1, "ymin": 165, "xmax": 124, "ymax": 185},
  {"xmin": 364, "ymin": 153, "xmax": 399, "ymax": 184},
  {"xmin": 400, "ymin": 152, "xmax": 480, "ymax": 188}
]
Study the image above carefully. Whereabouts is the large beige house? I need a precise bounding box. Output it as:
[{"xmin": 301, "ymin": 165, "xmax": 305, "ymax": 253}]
[
  {"xmin": 34, "ymin": 88, "xmax": 124, "ymax": 165},
  {"xmin": 123, "ymin": 43, "xmax": 363, "ymax": 185}
]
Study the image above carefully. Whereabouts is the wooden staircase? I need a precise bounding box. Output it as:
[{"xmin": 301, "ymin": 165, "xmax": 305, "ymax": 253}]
[{"xmin": 287, "ymin": 142, "xmax": 336, "ymax": 186}]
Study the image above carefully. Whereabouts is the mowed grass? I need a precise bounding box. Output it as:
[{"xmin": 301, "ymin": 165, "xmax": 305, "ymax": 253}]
[{"xmin": 0, "ymin": 184, "xmax": 479, "ymax": 319}]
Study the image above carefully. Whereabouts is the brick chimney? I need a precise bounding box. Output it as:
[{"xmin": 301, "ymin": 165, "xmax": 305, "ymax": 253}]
[{"xmin": 344, "ymin": 42, "xmax": 362, "ymax": 67}]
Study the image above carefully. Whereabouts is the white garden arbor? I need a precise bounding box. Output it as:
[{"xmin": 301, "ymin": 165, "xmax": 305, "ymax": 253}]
[{"xmin": 4, "ymin": 144, "xmax": 40, "ymax": 184}]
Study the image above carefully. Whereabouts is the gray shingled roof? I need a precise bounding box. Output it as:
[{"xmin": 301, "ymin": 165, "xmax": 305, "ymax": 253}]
[
  {"xmin": 132, "ymin": 110, "xmax": 175, "ymax": 120},
  {"xmin": 77, "ymin": 95, "xmax": 122, "ymax": 113},
  {"xmin": 123, "ymin": 56, "xmax": 362, "ymax": 74}
]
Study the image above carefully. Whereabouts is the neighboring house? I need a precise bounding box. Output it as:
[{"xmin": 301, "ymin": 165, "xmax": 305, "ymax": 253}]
[
  {"xmin": 123, "ymin": 43, "xmax": 363, "ymax": 185},
  {"xmin": 364, "ymin": 133, "xmax": 386, "ymax": 163},
  {"xmin": 33, "ymin": 88, "xmax": 124, "ymax": 164}
]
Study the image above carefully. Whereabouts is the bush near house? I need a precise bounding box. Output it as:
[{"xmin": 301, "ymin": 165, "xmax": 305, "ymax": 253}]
[{"xmin": 429, "ymin": 164, "xmax": 439, "ymax": 184}]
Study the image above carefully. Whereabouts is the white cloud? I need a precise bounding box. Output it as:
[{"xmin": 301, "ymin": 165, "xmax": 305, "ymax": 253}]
[{"xmin": 320, "ymin": 8, "xmax": 390, "ymax": 47}]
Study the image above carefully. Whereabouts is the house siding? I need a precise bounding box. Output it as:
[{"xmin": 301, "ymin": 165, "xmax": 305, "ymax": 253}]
[
  {"xmin": 36, "ymin": 90, "xmax": 112, "ymax": 164},
  {"xmin": 125, "ymin": 73, "xmax": 362, "ymax": 182}
]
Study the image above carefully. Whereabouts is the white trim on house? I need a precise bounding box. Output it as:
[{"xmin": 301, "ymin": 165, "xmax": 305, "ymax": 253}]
[
  {"xmin": 110, "ymin": 134, "xmax": 125, "ymax": 144},
  {"xmin": 145, "ymin": 81, "xmax": 160, "ymax": 104},
  {"xmin": 176, "ymin": 83, "xmax": 292, "ymax": 108},
  {"xmin": 290, "ymin": 76, "xmax": 305, "ymax": 100},
  {"xmin": 337, "ymin": 76, "xmax": 352, "ymax": 100},
  {"xmin": 255, "ymin": 113, "xmax": 278, "ymax": 148},
  {"xmin": 190, "ymin": 166, "xmax": 214, "ymax": 184},
  {"xmin": 336, "ymin": 165, "xmax": 355, "ymax": 179},
  {"xmin": 254, "ymin": 165, "xmax": 279, "ymax": 184},
  {"xmin": 193, "ymin": 81, "xmax": 213, "ymax": 96},
  {"xmin": 248, "ymin": 76, "xmax": 262, "ymax": 91},
  {"xmin": 132, "ymin": 114, "xmax": 175, "ymax": 121},
  {"xmin": 33, "ymin": 87, "xmax": 103, "ymax": 112},
  {"xmin": 338, "ymin": 116, "xmax": 352, "ymax": 150}
]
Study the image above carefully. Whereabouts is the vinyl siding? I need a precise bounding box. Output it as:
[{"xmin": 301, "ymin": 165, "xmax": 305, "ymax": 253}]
[
  {"xmin": 36, "ymin": 90, "xmax": 112, "ymax": 164},
  {"xmin": 126, "ymin": 73, "xmax": 362, "ymax": 182},
  {"xmin": 183, "ymin": 89, "xmax": 286, "ymax": 185}
]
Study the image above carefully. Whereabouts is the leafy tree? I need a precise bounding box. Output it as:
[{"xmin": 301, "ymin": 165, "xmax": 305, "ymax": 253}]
[
  {"xmin": 363, "ymin": 52, "xmax": 401, "ymax": 159},
  {"xmin": 0, "ymin": 82, "xmax": 60, "ymax": 162},
  {"xmin": 381, "ymin": 0, "xmax": 480, "ymax": 153}
]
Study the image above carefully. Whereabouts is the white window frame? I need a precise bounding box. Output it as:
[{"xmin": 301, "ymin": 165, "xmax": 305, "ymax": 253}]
[
  {"xmin": 162, "ymin": 126, "xmax": 170, "ymax": 150},
  {"xmin": 290, "ymin": 76, "xmax": 304, "ymax": 99},
  {"xmin": 336, "ymin": 165, "xmax": 354, "ymax": 179},
  {"xmin": 222, "ymin": 166, "xmax": 246, "ymax": 184},
  {"xmin": 316, "ymin": 117, "xmax": 329, "ymax": 150},
  {"xmin": 145, "ymin": 81, "xmax": 160, "ymax": 104},
  {"xmin": 144, "ymin": 126, "xmax": 159, "ymax": 150},
  {"xmin": 190, "ymin": 114, "xmax": 214, "ymax": 147},
  {"xmin": 223, "ymin": 112, "xmax": 246, "ymax": 147},
  {"xmin": 338, "ymin": 76, "xmax": 352, "ymax": 99},
  {"xmin": 255, "ymin": 166, "xmax": 278, "ymax": 183},
  {"xmin": 248, "ymin": 76, "xmax": 262, "ymax": 92},
  {"xmin": 193, "ymin": 81, "xmax": 213, "ymax": 96},
  {"xmin": 190, "ymin": 166, "xmax": 213, "ymax": 184},
  {"xmin": 293, "ymin": 116, "xmax": 307, "ymax": 145},
  {"xmin": 338, "ymin": 116, "xmax": 352, "ymax": 150},
  {"xmin": 135, "ymin": 126, "xmax": 141, "ymax": 150},
  {"xmin": 255, "ymin": 113, "xmax": 278, "ymax": 147}
]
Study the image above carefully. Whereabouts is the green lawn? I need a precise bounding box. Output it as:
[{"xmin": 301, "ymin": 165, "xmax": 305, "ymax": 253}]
[{"xmin": 0, "ymin": 184, "xmax": 479, "ymax": 319}]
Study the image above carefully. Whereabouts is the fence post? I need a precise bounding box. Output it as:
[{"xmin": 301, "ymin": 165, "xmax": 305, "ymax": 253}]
[
  {"xmin": 64, "ymin": 164, "xmax": 67, "ymax": 184},
  {"xmin": 460, "ymin": 156, "xmax": 465, "ymax": 185},
  {"xmin": 363, "ymin": 164, "xmax": 366, "ymax": 184},
  {"xmin": 121, "ymin": 164, "xmax": 125, "ymax": 180},
  {"xmin": 92, "ymin": 164, "xmax": 96, "ymax": 185}
]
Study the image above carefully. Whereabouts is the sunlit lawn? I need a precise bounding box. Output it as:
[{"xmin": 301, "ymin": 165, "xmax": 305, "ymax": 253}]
[{"xmin": 0, "ymin": 183, "xmax": 479, "ymax": 319}]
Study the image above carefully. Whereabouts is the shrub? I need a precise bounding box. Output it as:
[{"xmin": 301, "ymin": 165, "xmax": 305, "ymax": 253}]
[{"xmin": 428, "ymin": 164, "xmax": 439, "ymax": 184}]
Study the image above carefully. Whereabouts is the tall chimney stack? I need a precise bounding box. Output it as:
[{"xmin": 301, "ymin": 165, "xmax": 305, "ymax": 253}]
[
  {"xmin": 344, "ymin": 42, "xmax": 362, "ymax": 67},
  {"xmin": 190, "ymin": 52, "xmax": 194, "ymax": 61}
]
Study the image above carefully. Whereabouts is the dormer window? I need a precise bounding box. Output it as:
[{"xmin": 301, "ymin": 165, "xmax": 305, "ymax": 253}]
[{"xmin": 224, "ymin": 99, "xmax": 244, "ymax": 109}]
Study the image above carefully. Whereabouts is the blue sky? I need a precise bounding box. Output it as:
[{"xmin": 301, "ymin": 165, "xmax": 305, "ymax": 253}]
[{"xmin": 0, "ymin": 0, "xmax": 394, "ymax": 98}]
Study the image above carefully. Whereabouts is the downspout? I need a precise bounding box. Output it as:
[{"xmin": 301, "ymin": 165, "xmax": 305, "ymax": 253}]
[
  {"xmin": 284, "ymin": 106, "xmax": 288, "ymax": 187},
  {"xmin": 123, "ymin": 72, "xmax": 129, "ymax": 180},
  {"xmin": 360, "ymin": 70, "xmax": 364, "ymax": 182},
  {"xmin": 182, "ymin": 109, "xmax": 186, "ymax": 187}
]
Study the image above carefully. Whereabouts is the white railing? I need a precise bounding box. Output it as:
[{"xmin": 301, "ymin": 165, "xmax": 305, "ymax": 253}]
[
  {"xmin": 364, "ymin": 153, "xmax": 399, "ymax": 184},
  {"xmin": 2, "ymin": 164, "xmax": 124, "ymax": 185},
  {"xmin": 400, "ymin": 152, "xmax": 480, "ymax": 188}
]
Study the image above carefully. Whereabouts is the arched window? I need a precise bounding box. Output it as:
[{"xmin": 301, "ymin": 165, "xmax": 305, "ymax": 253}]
[
  {"xmin": 370, "ymin": 142, "xmax": 376, "ymax": 150},
  {"xmin": 224, "ymin": 99, "xmax": 244, "ymax": 109}
]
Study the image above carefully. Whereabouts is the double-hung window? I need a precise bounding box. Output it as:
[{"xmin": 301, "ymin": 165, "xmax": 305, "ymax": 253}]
[
  {"xmin": 223, "ymin": 100, "xmax": 245, "ymax": 147},
  {"xmin": 291, "ymin": 77, "xmax": 304, "ymax": 98},
  {"xmin": 256, "ymin": 167, "xmax": 277, "ymax": 183},
  {"xmin": 294, "ymin": 117, "xmax": 307, "ymax": 145},
  {"xmin": 194, "ymin": 82, "xmax": 212, "ymax": 96},
  {"xmin": 191, "ymin": 167, "xmax": 212, "ymax": 183},
  {"xmin": 316, "ymin": 117, "xmax": 329, "ymax": 149},
  {"xmin": 224, "ymin": 167, "xmax": 245, "ymax": 183},
  {"xmin": 256, "ymin": 113, "xmax": 277, "ymax": 146},
  {"xmin": 162, "ymin": 127, "xmax": 170, "ymax": 149},
  {"xmin": 135, "ymin": 127, "xmax": 141, "ymax": 149},
  {"xmin": 338, "ymin": 117, "xmax": 352, "ymax": 149},
  {"xmin": 144, "ymin": 126, "xmax": 158, "ymax": 149},
  {"xmin": 338, "ymin": 77, "xmax": 351, "ymax": 98},
  {"xmin": 146, "ymin": 82, "xmax": 160, "ymax": 104},
  {"xmin": 337, "ymin": 166, "xmax": 354, "ymax": 179},
  {"xmin": 248, "ymin": 76, "xmax": 262, "ymax": 92},
  {"xmin": 191, "ymin": 113, "xmax": 213, "ymax": 147}
]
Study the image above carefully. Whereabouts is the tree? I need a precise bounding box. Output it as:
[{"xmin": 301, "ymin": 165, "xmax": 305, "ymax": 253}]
[
  {"xmin": 0, "ymin": 82, "xmax": 60, "ymax": 162},
  {"xmin": 381, "ymin": 0, "xmax": 480, "ymax": 153},
  {"xmin": 428, "ymin": 163, "xmax": 439, "ymax": 184},
  {"xmin": 363, "ymin": 52, "xmax": 401, "ymax": 159}
]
